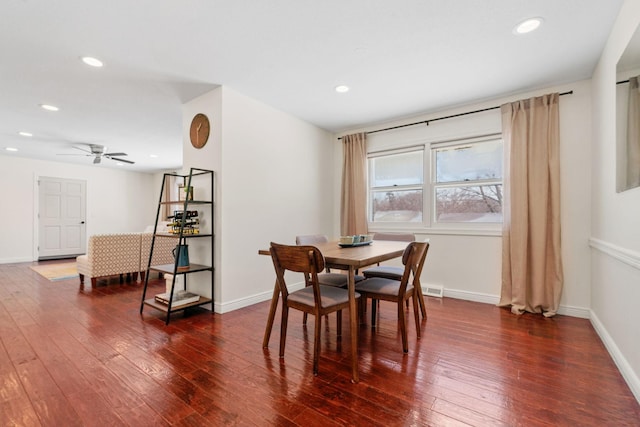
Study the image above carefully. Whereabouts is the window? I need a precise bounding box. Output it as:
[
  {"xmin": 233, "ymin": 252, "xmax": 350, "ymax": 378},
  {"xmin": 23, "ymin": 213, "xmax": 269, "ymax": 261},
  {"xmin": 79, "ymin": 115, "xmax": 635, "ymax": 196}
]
[
  {"xmin": 367, "ymin": 136, "xmax": 503, "ymax": 228},
  {"xmin": 368, "ymin": 149, "xmax": 423, "ymax": 223},
  {"xmin": 433, "ymin": 138, "xmax": 503, "ymax": 223}
]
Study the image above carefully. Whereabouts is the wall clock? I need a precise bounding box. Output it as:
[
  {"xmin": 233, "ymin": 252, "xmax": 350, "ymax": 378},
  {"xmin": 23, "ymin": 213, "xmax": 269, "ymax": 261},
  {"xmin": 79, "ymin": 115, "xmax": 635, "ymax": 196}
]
[{"xmin": 189, "ymin": 113, "xmax": 210, "ymax": 149}]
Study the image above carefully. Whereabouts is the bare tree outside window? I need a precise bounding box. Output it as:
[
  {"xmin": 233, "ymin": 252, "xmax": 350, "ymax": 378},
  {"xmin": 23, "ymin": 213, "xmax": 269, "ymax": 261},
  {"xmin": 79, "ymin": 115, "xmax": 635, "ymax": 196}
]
[
  {"xmin": 434, "ymin": 139, "xmax": 503, "ymax": 223},
  {"xmin": 369, "ymin": 150, "xmax": 423, "ymax": 223}
]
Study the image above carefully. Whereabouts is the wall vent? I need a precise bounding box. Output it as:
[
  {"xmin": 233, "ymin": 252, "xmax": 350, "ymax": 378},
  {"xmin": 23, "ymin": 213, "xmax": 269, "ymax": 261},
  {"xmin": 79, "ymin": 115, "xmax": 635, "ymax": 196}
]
[{"xmin": 424, "ymin": 284, "xmax": 444, "ymax": 298}]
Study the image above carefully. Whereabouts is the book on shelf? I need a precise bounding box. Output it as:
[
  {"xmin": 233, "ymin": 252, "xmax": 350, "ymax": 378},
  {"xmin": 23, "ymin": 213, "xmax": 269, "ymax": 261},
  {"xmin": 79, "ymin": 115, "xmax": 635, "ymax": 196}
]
[{"xmin": 154, "ymin": 290, "xmax": 200, "ymax": 307}]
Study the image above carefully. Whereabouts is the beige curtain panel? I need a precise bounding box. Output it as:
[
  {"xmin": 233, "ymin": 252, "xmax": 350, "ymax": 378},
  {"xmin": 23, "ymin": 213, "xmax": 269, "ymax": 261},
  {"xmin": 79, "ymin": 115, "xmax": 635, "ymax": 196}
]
[
  {"xmin": 499, "ymin": 93, "xmax": 563, "ymax": 317},
  {"xmin": 626, "ymin": 76, "xmax": 640, "ymax": 190},
  {"xmin": 340, "ymin": 133, "xmax": 368, "ymax": 235}
]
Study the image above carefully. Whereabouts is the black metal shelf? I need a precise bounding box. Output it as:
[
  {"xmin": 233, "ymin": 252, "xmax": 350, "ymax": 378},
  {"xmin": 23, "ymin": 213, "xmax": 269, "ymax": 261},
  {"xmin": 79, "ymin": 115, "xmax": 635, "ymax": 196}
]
[
  {"xmin": 153, "ymin": 233, "xmax": 213, "ymax": 239},
  {"xmin": 149, "ymin": 263, "xmax": 212, "ymax": 275},
  {"xmin": 140, "ymin": 167, "xmax": 215, "ymax": 324},
  {"xmin": 143, "ymin": 296, "xmax": 213, "ymax": 314},
  {"xmin": 160, "ymin": 200, "xmax": 213, "ymax": 205}
]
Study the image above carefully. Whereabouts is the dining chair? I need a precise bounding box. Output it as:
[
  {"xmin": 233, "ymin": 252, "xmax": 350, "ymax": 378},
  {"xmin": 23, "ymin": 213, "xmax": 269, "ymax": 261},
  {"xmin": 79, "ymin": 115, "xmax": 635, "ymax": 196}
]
[
  {"xmin": 296, "ymin": 234, "xmax": 364, "ymax": 287},
  {"xmin": 269, "ymin": 242, "xmax": 360, "ymax": 375},
  {"xmin": 362, "ymin": 233, "xmax": 415, "ymax": 280},
  {"xmin": 361, "ymin": 233, "xmax": 417, "ymax": 312},
  {"xmin": 355, "ymin": 241, "xmax": 429, "ymax": 353}
]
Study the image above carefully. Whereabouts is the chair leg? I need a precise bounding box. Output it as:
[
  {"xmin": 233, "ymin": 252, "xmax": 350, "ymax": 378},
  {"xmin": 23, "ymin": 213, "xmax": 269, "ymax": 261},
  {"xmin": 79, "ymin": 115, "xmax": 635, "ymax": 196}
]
[
  {"xmin": 415, "ymin": 280, "xmax": 427, "ymax": 319},
  {"xmin": 412, "ymin": 294, "xmax": 421, "ymax": 339},
  {"xmin": 279, "ymin": 305, "xmax": 289, "ymax": 358},
  {"xmin": 263, "ymin": 283, "xmax": 280, "ymax": 348},
  {"xmin": 336, "ymin": 310, "xmax": 342, "ymax": 337},
  {"xmin": 399, "ymin": 301, "xmax": 408, "ymax": 353},
  {"xmin": 313, "ymin": 312, "xmax": 321, "ymax": 376},
  {"xmin": 303, "ymin": 312, "xmax": 308, "ymax": 325},
  {"xmin": 371, "ymin": 298, "xmax": 377, "ymax": 327}
]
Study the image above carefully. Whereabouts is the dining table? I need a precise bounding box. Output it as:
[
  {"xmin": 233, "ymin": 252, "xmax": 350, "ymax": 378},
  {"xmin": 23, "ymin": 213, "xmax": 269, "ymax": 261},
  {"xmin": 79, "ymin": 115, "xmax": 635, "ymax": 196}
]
[{"xmin": 259, "ymin": 239, "xmax": 410, "ymax": 383}]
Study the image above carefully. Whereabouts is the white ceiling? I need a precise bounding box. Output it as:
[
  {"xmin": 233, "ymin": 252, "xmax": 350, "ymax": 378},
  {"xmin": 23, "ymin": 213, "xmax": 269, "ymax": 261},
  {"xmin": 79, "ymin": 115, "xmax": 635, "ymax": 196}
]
[{"xmin": 0, "ymin": 0, "xmax": 624, "ymax": 172}]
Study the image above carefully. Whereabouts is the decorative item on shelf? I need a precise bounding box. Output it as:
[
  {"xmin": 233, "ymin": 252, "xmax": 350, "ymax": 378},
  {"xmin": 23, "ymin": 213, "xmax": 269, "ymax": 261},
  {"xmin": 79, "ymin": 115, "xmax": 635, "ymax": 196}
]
[
  {"xmin": 164, "ymin": 273, "xmax": 184, "ymax": 293},
  {"xmin": 172, "ymin": 244, "xmax": 190, "ymax": 270},
  {"xmin": 154, "ymin": 290, "xmax": 200, "ymax": 307},
  {"xmin": 178, "ymin": 184, "xmax": 194, "ymax": 201},
  {"xmin": 167, "ymin": 210, "xmax": 199, "ymax": 234}
]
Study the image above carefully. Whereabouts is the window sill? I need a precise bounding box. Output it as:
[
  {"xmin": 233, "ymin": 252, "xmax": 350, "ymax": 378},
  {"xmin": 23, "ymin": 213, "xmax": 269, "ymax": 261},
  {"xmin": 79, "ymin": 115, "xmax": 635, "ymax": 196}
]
[{"xmin": 368, "ymin": 225, "xmax": 502, "ymax": 237}]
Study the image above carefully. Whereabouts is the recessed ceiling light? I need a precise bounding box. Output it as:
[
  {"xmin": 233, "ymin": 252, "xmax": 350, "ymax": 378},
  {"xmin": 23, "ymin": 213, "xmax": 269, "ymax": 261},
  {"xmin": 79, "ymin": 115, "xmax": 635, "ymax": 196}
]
[
  {"xmin": 149, "ymin": 154, "xmax": 158, "ymax": 158},
  {"xmin": 335, "ymin": 85, "xmax": 350, "ymax": 93},
  {"xmin": 514, "ymin": 17, "xmax": 543, "ymax": 34},
  {"xmin": 115, "ymin": 162, "xmax": 124, "ymax": 166},
  {"xmin": 6, "ymin": 147, "xmax": 18, "ymax": 152},
  {"xmin": 18, "ymin": 131, "xmax": 33, "ymax": 137},
  {"xmin": 40, "ymin": 104, "xmax": 59, "ymax": 111},
  {"xmin": 81, "ymin": 56, "xmax": 104, "ymax": 67}
]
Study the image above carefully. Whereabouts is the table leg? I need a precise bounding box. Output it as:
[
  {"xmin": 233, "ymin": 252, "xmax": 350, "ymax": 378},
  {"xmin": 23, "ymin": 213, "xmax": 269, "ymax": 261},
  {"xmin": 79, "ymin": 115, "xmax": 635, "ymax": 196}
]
[
  {"xmin": 348, "ymin": 267, "xmax": 359, "ymax": 383},
  {"xmin": 262, "ymin": 280, "xmax": 280, "ymax": 348}
]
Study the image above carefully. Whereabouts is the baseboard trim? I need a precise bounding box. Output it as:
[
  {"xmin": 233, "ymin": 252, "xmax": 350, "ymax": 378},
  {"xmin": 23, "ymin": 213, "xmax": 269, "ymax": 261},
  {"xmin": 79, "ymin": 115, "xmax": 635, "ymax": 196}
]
[
  {"xmin": 442, "ymin": 288, "xmax": 590, "ymax": 318},
  {"xmin": 225, "ymin": 284, "xmax": 592, "ymax": 318},
  {"xmin": 443, "ymin": 288, "xmax": 499, "ymax": 305},
  {"xmin": 590, "ymin": 310, "xmax": 640, "ymax": 403},
  {"xmin": 216, "ymin": 282, "xmax": 306, "ymax": 314},
  {"xmin": 0, "ymin": 257, "xmax": 34, "ymax": 265}
]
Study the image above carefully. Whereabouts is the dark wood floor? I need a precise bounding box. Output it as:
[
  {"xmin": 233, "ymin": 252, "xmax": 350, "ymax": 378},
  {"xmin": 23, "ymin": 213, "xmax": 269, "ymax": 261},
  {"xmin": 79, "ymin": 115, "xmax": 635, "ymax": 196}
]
[{"xmin": 1, "ymin": 261, "xmax": 639, "ymax": 426}]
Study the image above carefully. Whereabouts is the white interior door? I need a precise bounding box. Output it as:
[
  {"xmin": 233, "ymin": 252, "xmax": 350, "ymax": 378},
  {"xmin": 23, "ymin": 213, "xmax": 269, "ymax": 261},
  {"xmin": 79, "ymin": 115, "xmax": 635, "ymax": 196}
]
[{"xmin": 38, "ymin": 177, "xmax": 87, "ymax": 259}]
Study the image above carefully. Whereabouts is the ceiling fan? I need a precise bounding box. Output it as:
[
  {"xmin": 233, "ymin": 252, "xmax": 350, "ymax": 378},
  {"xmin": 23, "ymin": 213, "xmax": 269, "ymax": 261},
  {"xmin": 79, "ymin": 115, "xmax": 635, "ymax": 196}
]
[{"xmin": 59, "ymin": 144, "xmax": 135, "ymax": 164}]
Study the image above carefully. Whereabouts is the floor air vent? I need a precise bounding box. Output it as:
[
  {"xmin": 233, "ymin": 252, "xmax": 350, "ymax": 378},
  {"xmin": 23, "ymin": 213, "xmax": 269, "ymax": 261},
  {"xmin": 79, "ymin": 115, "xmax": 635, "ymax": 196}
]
[{"xmin": 424, "ymin": 284, "xmax": 444, "ymax": 298}]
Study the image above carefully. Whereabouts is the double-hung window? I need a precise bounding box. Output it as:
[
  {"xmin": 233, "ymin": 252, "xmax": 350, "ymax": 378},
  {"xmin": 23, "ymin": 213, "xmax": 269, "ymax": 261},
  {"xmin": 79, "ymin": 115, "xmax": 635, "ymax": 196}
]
[
  {"xmin": 432, "ymin": 137, "xmax": 503, "ymax": 224},
  {"xmin": 367, "ymin": 135, "xmax": 503, "ymax": 229},
  {"xmin": 368, "ymin": 148, "xmax": 424, "ymax": 223}
]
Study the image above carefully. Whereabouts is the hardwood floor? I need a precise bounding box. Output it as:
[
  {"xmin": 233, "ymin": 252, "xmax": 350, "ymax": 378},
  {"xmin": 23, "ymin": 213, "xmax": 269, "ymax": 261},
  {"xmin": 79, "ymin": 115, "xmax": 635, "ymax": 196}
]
[{"xmin": 1, "ymin": 261, "xmax": 639, "ymax": 426}]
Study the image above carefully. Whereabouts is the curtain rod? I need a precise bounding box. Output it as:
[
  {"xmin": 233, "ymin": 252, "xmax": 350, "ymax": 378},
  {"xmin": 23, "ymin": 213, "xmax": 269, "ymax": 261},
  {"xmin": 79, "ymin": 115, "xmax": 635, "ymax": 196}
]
[
  {"xmin": 617, "ymin": 79, "xmax": 630, "ymax": 85},
  {"xmin": 338, "ymin": 90, "xmax": 574, "ymax": 139}
]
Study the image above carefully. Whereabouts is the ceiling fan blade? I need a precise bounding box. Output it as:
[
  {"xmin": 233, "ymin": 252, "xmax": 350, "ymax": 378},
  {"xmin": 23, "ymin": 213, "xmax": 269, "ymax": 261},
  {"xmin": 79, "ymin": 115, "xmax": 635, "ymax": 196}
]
[
  {"xmin": 93, "ymin": 156, "xmax": 101, "ymax": 164},
  {"xmin": 109, "ymin": 157, "xmax": 135, "ymax": 164},
  {"xmin": 104, "ymin": 152, "xmax": 127, "ymax": 156},
  {"xmin": 73, "ymin": 145, "xmax": 93, "ymax": 154}
]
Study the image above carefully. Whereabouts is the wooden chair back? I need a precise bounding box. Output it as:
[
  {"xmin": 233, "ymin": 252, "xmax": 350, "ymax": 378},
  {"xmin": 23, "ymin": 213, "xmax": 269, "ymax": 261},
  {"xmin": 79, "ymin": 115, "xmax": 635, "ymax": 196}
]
[
  {"xmin": 295, "ymin": 234, "xmax": 329, "ymax": 245},
  {"xmin": 373, "ymin": 232, "xmax": 415, "ymax": 242},
  {"xmin": 405, "ymin": 241, "xmax": 429, "ymax": 281},
  {"xmin": 270, "ymin": 242, "xmax": 325, "ymax": 301},
  {"xmin": 398, "ymin": 241, "xmax": 430, "ymax": 297}
]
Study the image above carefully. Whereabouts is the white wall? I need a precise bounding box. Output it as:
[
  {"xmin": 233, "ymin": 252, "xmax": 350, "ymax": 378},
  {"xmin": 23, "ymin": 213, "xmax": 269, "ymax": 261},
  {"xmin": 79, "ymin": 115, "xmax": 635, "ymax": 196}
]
[
  {"xmin": 334, "ymin": 79, "xmax": 593, "ymax": 318},
  {"xmin": 182, "ymin": 86, "xmax": 334, "ymax": 312},
  {"xmin": 181, "ymin": 88, "xmax": 222, "ymax": 307},
  {"xmin": 590, "ymin": 0, "xmax": 640, "ymax": 402},
  {"xmin": 0, "ymin": 154, "xmax": 159, "ymax": 263}
]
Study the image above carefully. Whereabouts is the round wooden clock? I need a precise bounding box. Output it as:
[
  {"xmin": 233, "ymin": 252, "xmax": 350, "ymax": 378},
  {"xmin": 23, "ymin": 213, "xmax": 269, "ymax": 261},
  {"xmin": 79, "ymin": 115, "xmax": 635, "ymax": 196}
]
[{"xmin": 189, "ymin": 113, "xmax": 210, "ymax": 149}]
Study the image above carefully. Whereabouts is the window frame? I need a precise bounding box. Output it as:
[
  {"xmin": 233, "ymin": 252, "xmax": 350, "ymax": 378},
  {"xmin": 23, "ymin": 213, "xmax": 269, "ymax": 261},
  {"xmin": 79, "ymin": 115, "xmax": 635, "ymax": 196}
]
[
  {"xmin": 367, "ymin": 146, "xmax": 426, "ymax": 225},
  {"xmin": 366, "ymin": 134, "xmax": 503, "ymax": 235}
]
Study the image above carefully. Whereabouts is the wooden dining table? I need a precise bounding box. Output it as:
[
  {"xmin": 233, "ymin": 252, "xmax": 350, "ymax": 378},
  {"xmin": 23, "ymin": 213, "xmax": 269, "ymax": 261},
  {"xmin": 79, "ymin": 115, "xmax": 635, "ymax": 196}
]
[{"xmin": 259, "ymin": 239, "xmax": 409, "ymax": 383}]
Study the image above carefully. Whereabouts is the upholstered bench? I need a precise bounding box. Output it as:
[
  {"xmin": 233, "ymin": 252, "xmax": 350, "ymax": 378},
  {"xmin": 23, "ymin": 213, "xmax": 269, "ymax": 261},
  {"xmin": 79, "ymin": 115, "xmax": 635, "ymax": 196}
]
[
  {"xmin": 140, "ymin": 233, "xmax": 176, "ymax": 282},
  {"xmin": 76, "ymin": 233, "xmax": 142, "ymax": 287}
]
